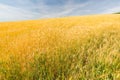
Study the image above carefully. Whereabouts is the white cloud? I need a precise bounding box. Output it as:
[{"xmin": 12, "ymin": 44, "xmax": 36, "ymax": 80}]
[
  {"xmin": 102, "ymin": 6, "xmax": 120, "ymax": 14},
  {"xmin": 0, "ymin": 3, "xmax": 41, "ymax": 21}
]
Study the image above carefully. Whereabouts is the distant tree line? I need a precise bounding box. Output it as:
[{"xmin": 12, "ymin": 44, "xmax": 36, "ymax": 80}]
[{"xmin": 114, "ymin": 12, "xmax": 120, "ymax": 14}]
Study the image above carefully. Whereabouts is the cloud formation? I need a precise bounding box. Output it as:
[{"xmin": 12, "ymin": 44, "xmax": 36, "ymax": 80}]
[{"xmin": 0, "ymin": 0, "xmax": 120, "ymax": 21}]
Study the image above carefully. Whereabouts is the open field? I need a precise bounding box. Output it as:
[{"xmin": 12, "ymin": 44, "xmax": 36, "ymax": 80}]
[{"xmin": 0, "ymin": 14, "xmax": 120, "ymax": 80}]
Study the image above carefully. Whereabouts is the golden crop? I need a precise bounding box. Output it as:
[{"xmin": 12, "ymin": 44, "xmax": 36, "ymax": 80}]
[{"xmin": 0, "ymin": 14, "xmax": 120, "ymax": 80}]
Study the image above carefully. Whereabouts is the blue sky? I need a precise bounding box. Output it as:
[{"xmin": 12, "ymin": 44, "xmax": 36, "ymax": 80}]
[{"xmin": 0, "ymin": 0, "xmax": 120, "ymax": 21}]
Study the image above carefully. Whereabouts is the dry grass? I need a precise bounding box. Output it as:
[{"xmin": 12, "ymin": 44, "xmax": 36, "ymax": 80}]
[{"xmin": 0, "ymin": 14, "xmax": 120, "ymax": 80}]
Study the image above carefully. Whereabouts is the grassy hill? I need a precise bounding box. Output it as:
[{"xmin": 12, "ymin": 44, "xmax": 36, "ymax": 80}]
[{"xmin": 0, "ymin": 14, "xmax": 120, "ymax": 80}]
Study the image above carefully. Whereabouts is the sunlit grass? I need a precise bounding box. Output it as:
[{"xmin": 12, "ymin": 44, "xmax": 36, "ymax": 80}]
[{"xmin": 0, "ymin": 14, "xmax": 120, "ymax": 80}]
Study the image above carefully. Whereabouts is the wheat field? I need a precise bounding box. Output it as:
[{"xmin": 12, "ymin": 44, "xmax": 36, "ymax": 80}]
[{"xmin": 0, "ymin": 14, "xmax": 120, "ymax": 80}]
